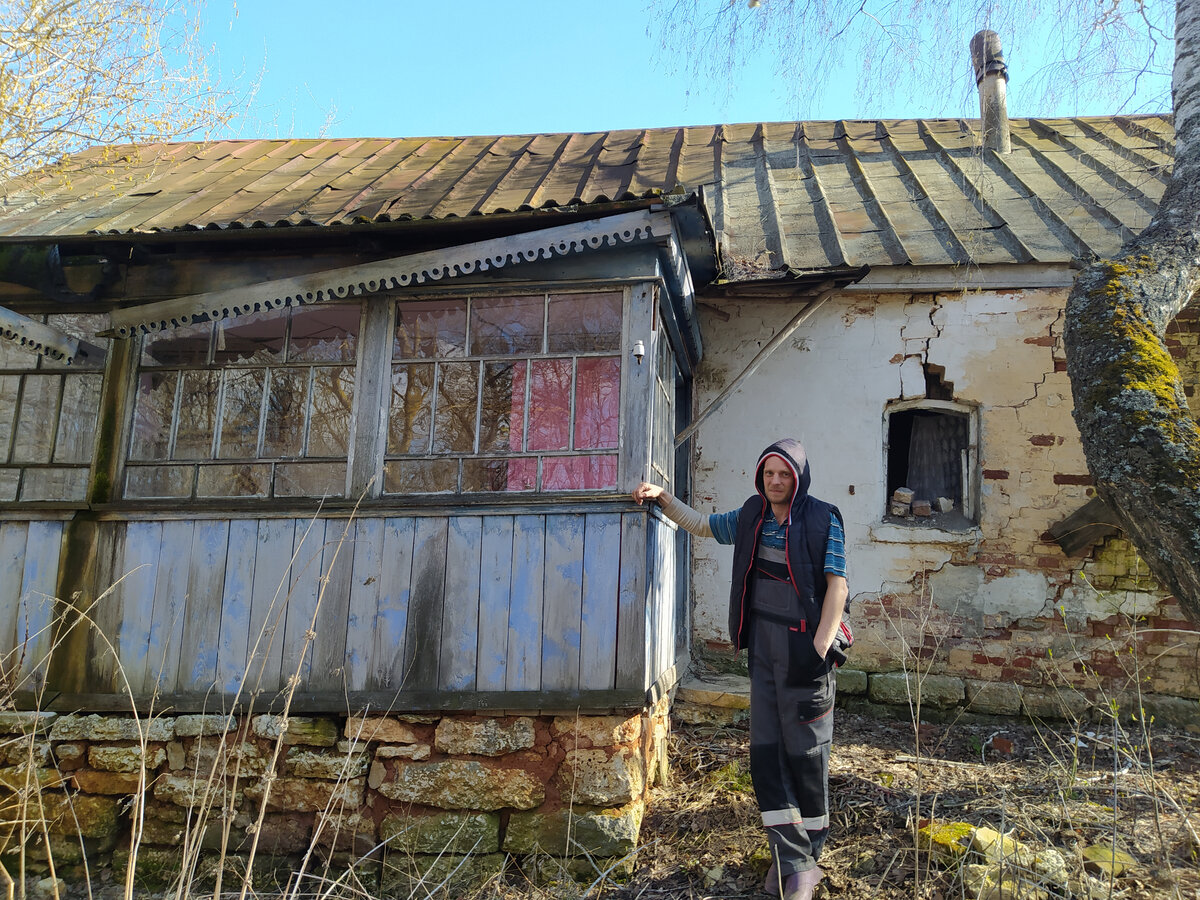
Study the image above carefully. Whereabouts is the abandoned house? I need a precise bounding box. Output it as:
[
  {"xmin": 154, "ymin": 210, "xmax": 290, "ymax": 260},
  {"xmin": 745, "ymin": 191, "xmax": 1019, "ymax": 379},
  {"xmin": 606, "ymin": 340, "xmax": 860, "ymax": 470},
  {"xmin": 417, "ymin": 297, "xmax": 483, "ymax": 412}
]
[{"xmin": 0, "ymin": 82, "xmax": 1198, "ymax": 881}]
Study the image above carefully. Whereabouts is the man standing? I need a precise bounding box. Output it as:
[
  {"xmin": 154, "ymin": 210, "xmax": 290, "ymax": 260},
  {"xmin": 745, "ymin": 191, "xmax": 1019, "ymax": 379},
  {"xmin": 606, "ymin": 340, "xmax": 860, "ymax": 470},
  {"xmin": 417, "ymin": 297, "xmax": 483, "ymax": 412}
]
[{"xmin": 633, "ymin": 439, "xmax": 849, "ymax": 900}]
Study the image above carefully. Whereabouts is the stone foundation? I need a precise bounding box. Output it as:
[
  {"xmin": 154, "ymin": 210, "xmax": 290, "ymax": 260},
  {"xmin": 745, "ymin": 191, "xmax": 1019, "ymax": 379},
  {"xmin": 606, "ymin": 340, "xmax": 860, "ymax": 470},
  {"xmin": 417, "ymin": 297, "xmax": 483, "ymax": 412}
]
[{"xmin": 0, "ymin": 700, "xmax": 670, "ymax": 891}]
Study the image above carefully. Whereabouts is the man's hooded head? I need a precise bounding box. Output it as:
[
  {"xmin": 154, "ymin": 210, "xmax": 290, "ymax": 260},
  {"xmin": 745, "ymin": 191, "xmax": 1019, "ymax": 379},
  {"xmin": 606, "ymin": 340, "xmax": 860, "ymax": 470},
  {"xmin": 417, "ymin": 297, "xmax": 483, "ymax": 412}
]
[{"xmin": 754, "ymin": 439, "xmax": 812, "ymax": 516}]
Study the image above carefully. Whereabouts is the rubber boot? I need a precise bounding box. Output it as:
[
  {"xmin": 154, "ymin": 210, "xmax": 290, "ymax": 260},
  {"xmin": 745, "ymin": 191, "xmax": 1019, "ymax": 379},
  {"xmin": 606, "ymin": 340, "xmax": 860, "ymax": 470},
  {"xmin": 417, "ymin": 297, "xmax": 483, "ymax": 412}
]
[{"xmin": 781, "ymin": 866, "xmax": 824, "ymax": 900}]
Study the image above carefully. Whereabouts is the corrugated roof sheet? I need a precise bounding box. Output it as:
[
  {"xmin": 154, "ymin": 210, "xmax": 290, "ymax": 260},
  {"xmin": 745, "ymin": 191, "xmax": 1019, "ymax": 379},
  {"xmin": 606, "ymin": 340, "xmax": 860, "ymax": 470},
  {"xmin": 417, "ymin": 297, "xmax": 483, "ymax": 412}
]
[{"xmin": 0, "ymin": 116, "xmax": 1172, "ymax": 271}]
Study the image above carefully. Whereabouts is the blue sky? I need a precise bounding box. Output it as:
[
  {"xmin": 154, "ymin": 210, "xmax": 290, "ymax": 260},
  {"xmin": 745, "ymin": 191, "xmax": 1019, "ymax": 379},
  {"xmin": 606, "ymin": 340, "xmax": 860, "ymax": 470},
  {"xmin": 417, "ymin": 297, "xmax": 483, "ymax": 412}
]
[{"xmin": 200, "ymin": 0, "xmax": 1173, "ymax": 141}]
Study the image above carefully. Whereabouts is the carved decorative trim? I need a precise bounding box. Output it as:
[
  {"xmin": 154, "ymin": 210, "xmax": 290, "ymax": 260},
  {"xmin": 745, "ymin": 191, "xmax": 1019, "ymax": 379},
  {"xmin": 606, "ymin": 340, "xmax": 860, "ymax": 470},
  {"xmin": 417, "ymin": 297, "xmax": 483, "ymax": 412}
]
[
  {"xmin": 0, "ymin": 306, "xmax": 81, "ymax": 363},
  {"xmin": 109, "ymin": 209, "xmax": 671, "ymax": 338}
]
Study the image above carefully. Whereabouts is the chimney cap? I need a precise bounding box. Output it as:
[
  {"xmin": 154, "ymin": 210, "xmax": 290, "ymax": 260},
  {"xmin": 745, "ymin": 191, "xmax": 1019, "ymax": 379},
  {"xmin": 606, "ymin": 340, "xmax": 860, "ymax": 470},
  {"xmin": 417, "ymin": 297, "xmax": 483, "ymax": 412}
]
[{"xmin": 970, "ymin": 29, "xmax": 1008, "ymax": 84}]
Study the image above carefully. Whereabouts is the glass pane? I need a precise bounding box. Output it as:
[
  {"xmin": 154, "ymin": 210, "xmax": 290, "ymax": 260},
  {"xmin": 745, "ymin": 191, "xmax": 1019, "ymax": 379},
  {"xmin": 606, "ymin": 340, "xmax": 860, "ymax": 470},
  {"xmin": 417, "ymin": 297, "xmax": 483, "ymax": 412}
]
[
  {"xmin": 288, "ymin": 304, "xmax": 359, "ymax": 362},
  {"xmin": 43, "ymin": 314, "xmax": 109, "ymax": 370},
  {"xmin": 21, "ymin": 467, "xmax": 87, "ymax": 501},
  {"xmin": 214, "ymin": 308, "xmax": 287, "ymax": 365},
  {"xmin": 388, "ymin": 363, "xmax": 434, "ymax": 454},
  {"xmin": 479, "ymin": 360, "xmax": 526, "ymax": 453},
  {"xmin": 197, "ymin": 464, "xmax": 271, "ymax": 498},
  {"xmin": 547, "ymin": 292, "xmax": 622, "ymax": 352},
  {"xmin": 308, "ymin": 366, "xmax": 355, "ymax": 457},
  {"xmin": 462, "ymin": 458, "xmax": 536, "ymax": 492},
  {"xmin": 141, "ymin": 320, "xmax": 211, "ymax": 367},
  {"xmin": 574, "ymin": 357, "xmax": 620, "ymax": 450},
  {"xmin": 125, "ymin": 465, "xmax": 193, "ymax": 499},
  {"xmin": 542, "ymin": 455, "xmax": 617, "ymax": 491},
  {"xmin": 54, "ymin": 373, "xmax": 102, "ymax": 463},
  {"xmin": 383, "ymin": 459, "xmax": 458, "ymax": 494},
  {"xmin": 0, "ymin": 468, "xmax": 17, "ymax": 501},
  {"xmin": 394, "ymin": 300, "xmax": 466, "ymax": 359},
  {"xmin": 13, "ymin": 374, "xmax": 60, "ymax": 463},
  {"xmin": 219, "ymin": 370, "xmax": 265, "ymax": 459},
  {"xmin": 130, "ymin": 371, "xmax": 177, "ymax": 461},
  {"xmin": 175, "ymin": 371, "xmax": 219, "ymax": 459},
  {"xmin": 470, "ymin": 295, "xmax": 543, "ymax": 355},
  {"xmin": 263, "ymin": 369, "xmax": 308, "ymax": 457},
  {"xmin": 275, "ymin": 462, "xmax": 345, "ymax": 497},
  {"xmin": 0, "ymin": 330, "xmax": 39, "ymax": 368},
  {"xmin": 528, "ymin": 359, "xmax": 572, "ymax": 451},
  {"xmin": 433, "ymin": 361, "xmax": 478, "ymax": 453},
  {"xmin": 0, "ymin": 375, "xmax": 19, "ymax": 461}
]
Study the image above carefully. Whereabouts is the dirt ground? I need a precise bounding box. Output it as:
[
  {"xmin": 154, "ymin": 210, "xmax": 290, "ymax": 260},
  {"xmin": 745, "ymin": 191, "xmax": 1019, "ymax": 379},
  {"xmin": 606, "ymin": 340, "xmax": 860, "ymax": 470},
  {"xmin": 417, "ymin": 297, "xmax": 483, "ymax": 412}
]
[{"xmin": 592, "ymin": 709, "xmax": 1200, "ymax": 900}]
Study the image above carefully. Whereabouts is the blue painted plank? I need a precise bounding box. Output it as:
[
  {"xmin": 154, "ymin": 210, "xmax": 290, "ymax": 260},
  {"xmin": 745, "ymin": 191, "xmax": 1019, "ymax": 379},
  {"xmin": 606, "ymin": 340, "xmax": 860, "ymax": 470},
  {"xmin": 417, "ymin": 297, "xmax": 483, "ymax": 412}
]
[
  {"xmin": 146, "ymin": 520, "xmax": 194, "ymax": 695},
  {"xmin": 541, "ymin": 514, "xmax": 584, "ymax": 692},
  {"xmin": 346, "ymin": 517, "xmax": 384, "ymax": 692},
  {"xmin": 18, "ymin": 521, "xmax": 64, "ymax": 688},
  {"xmin": 281, "ymin": 517, "xmax": 326, "ymax": 689},
  {"xmin": 580, "ymin": 513, "xmax": 621, "ymax": 691},
  {"xmin": 476, "ymin": 517, "xmax": 513, "ymax": 691},
  {"xmin": 440, "ymin": 516, "xmax": 482, "ymax": 691},
  {"xmin": 374, "ymin": 517, "xmax": 415, "ymax": 690},
  {"xmin": 615, "ymin": 513, "xmax": 647, "ymax": 691},
  {"xmin": 0, "ymin": 523, "xmax": 29, "ymax": 660},
  {"xmin": 111, "ymin": 521, "xmax": 162, "ymax": 695},
  {"xmin": 246, "ymin": 518, "xmax": 296, "ymax": 694},
  {"xmin": 506, "ymin": 515, "xmax": 545, "ymax": 692},
  {"xmin": 311, "ymin": 518, "xmax": 354, "ymax": 692},
  {"xmin": 402, "ymin": 518, "xmax": 448, "ymax": 691},
  {"xmin": 217, "ymin": 519, "xmax": 259, "ymax": 695},
  {"xmin": 180, "ymin": 520, "xmax": 229, "ymax": 692}
]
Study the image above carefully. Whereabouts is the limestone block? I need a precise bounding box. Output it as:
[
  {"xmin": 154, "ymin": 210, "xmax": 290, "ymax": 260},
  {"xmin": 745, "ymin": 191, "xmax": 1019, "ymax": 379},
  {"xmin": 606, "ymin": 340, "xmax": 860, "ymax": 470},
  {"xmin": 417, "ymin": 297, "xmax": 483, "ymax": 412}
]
[
  {"xmin": 44, "ymin": 793, "xmax": 121, "ymax": 839},
  {"xmin": 378, "ymin": 760, "xmax": 544, "ymax": 810},
  {"xmin": 0, "ymin": 711, "xmax": 56, "ymax": 734},
  {"xmin": 935, "ymin": 497, "xmax": 954, "ymax": 513},
  {"xmin": 313, "ymin": 808, "xmax": 378, "ymax": 854},
  {"xmin": 558, "ymin": 748, "xmax": 644, "ymax": 806},
  {"xmin": 504, "ymin": 800, "xmax": 644, "ymax": 856},
  {"xmin": 892, "ymin": 487, "xmax": 915, "ymax": 504},
  {"xmin": 380, "ymin": 853, "xmax": 505, "ymax": 897},
  {"xmin": 375, "ymin": 743, "xmax": 431, "ymax": 760},
  {"xmin": 965, "ymin": 679, "xmax": 1023, "ymax": 715},
  {"xmin": 186, "ymin": 741, "xmax": 268, "ymax": 777},
  {"xmin": 868, "ymin": 671, "xmax": 964, "ymax": 708},
  {"xmin": 252, "ymin": 715, "xmax": 338, "ymax": 746},
  {"xmin": 253, "ymin": 813, "xmax": 316, "ymax": 854},
  {"xmin": 71, "ymin": 769, "xmax": 144, "ymax": 794},
  {"xmin": 1021, "ymin": 687, "xmax": 1091, "ymax": 721},
  {"xmin": 1, "ymin": 737, "xmax": 49, "ymax": 766},
  {"xmin": 380, "ymin": 811, "xmax": 501, "ymax": 854},
  {"xmin": 139, "ymin": 816, "xmax": 185, "ymax": 846},
  {"xmin": 890, "ymin": 502, "xmax": 912, "ymax": 517},
  {"xmin": 835, "ymin": 668, "xmax": 868, "ymax": 695},
  {"xmin": 287, "ymin": 747, "xmax": 369, "ymax": 780},
  {"xmin": 173, "ymin": 715, "xmax": 235, "ymax": 737},
  {"xmin": 50, "ymin": 714, "xmax": 174, "ymax": 742},
  {"xmin": 434, "ymin": 717, "xmax": 535, "ymax": 756},
  {"xmin": 675, "ymin": 674, "xmax": 750, "ymax": 710},
  {"xmin": 551, "ymin": 714, "xmax": 641, "ymax": 747},
  {"xmin": 671, "ymin": 702, "xmax": 748, "ymax": 726},
  {"xmin": 166, "ymin": 741, "xmax": 185, "ymax": 770},
  {"xmin": 0, "ymin": 765, "xmax": 67, "ymax": 790},
  {"xmin": 154, "ymin": 773, "xmax": 227, "ymax": 808},
  {"xmin": 1118, "ymin": 693, "xmax": 1200, "ymax": 734},
  {"xmin": 912, "ymin": 500, "xmax": 932, "ymax": 517},
  {"xmin": 51, "ymin": 742, "xmax": 86, "ymax": 769},
  {"xmin": 344, "ymin": 716, "xmax": 418, "ymax": 744},
  {"xmin": 899, "ymin": 356, "xmax": 925, "ymax": 399},
  {"xmin": 244, "ymin": 776, "xmax": 364, "ymax": 812},
  {"xmin": 88, "ymin": 744, "xmax": 166, "ymax": 772}
]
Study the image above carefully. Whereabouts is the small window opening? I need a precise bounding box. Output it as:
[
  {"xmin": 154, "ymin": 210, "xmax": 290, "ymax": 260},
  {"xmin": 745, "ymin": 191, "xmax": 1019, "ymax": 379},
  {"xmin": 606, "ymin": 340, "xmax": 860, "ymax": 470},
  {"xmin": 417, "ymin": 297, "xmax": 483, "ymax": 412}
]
[{"xmin": 886, "ymin": 403, "xmax": 976, "ymax": 528}]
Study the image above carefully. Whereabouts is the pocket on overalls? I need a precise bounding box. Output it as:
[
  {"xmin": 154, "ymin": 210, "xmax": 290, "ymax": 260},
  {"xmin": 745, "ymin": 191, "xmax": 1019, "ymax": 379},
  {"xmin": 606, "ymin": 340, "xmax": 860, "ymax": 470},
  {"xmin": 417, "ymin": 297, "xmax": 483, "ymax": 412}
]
[{"xmin": 785, "ymin": 622, "xmax": 827, "ymax": 686}]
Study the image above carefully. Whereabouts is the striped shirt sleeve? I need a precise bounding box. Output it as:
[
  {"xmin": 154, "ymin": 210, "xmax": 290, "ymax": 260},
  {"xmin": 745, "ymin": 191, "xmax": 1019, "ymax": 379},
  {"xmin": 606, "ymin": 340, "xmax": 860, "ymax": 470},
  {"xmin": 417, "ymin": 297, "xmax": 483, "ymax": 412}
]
[
  {"xmin": 708, "ymin": 509, "xmax": 740, "ymax": 545},
  {"xmin": 824, "ymin": 512, "xmax": 847, "ymax": 577}
]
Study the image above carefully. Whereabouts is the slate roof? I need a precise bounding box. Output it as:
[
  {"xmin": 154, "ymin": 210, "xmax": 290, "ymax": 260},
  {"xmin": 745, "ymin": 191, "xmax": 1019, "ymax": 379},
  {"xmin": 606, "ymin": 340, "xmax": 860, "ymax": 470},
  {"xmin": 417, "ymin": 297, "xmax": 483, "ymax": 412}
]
[{"xmin": 0, "ymin": 116, "xmax": 1172, "ymax": 274}]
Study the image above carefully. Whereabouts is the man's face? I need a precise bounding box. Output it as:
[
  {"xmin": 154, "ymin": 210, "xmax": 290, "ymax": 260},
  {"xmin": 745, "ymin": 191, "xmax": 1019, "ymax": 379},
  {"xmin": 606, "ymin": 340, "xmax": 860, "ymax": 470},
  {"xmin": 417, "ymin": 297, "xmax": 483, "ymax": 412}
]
[{"xmin": 761, "ymin": 457, "xmax": 795, "ymax": 506}]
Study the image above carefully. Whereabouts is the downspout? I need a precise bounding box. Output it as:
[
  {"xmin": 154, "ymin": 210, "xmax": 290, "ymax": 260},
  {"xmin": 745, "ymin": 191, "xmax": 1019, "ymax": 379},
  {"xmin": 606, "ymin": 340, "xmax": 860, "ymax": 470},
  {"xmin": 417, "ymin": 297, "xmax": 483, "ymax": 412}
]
[{"xmin": 970, "ymin": 30, "xmax": 1011, "ymax": 154}]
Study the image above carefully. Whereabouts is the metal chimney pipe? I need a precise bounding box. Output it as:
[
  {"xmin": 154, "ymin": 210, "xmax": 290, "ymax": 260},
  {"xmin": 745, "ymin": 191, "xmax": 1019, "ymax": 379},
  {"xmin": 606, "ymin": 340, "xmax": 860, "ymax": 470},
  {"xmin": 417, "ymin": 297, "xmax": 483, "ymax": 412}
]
[{"xmin": 970, "ymin": 30, "xmax": 1011, "ymax": 153}]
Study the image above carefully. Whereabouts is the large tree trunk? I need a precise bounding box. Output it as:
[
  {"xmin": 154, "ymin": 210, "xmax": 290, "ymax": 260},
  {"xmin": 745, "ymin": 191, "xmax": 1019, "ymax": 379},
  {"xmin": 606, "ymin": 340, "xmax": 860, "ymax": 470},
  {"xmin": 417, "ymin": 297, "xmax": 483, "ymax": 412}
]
[{"xmin": 1063, "ymin": 0, "xmax": 1200, "ymax": 623}]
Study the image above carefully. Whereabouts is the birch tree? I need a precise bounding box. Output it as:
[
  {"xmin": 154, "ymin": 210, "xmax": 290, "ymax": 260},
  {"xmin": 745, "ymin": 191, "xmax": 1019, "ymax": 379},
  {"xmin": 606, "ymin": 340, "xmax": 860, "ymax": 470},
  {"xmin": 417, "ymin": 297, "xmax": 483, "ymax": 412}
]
[
  {"xmin": 650, "ymin": 0, "xmax": 1200, "ymax": 623},
  {"xmin": 0, "ymin": 0, "xmax": 227, "ymax": 181}
]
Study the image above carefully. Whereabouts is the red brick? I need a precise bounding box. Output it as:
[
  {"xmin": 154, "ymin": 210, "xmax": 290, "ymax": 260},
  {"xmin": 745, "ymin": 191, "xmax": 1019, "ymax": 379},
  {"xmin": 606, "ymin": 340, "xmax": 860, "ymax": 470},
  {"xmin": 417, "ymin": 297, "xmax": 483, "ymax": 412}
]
[
  {"xmin": 1030, "ymin": 434, "xmax": 1056, "ymax": 446},
  {"xmin": 1053, "ymin": 474, "xmax": 1093, "ymax": 485},
  {"xmin": 1036, "ymin": 556, "xmax": 1064, "ymax": 568},
  {"xmin": 983, "ymin": 469, "xmax": 1010, "ymax": 480},
  {"xmin": 1054, "ymin": 359, "xmax": 1068, "ymax": 372},
  {"xmin": 1024, "ymin": 335, "xmax": 1055, "ymax": 346}
]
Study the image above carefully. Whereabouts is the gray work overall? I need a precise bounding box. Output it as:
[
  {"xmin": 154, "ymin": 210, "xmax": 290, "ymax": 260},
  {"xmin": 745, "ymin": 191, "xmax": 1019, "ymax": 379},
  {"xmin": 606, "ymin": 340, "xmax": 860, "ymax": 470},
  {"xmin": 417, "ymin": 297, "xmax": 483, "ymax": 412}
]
[{"xmin": 747, "ymin": 546, "xmax": 835, "ymax": 876}]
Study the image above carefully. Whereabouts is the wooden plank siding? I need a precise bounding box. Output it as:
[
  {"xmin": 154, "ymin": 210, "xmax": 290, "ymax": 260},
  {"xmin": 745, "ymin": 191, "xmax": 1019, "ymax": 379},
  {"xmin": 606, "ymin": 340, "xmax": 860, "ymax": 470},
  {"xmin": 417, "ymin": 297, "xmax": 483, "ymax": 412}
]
[
  {"xmin": 0, "ymin": 521, "xmax": 65, "ymax": 690},
  {"xmin": 48, "ymin": 508, "xmax": 668, "ymax": 708}
]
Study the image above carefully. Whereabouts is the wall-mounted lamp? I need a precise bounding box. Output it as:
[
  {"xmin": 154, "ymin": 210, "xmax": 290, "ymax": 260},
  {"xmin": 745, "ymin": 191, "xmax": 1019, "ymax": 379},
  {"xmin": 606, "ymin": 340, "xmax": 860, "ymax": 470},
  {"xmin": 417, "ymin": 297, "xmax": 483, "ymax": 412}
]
[{"xmin": 632, "ymin": 340, "xmax": 646, "ymax": 364}]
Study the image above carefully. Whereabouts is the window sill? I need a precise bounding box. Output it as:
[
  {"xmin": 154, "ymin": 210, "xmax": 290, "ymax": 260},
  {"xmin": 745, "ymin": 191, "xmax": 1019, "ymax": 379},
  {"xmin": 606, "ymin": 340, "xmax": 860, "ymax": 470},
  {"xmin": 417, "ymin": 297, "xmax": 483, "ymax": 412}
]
[{"xmin": 870, "ymin": 523, "xmax": 982, "ymax": 545}]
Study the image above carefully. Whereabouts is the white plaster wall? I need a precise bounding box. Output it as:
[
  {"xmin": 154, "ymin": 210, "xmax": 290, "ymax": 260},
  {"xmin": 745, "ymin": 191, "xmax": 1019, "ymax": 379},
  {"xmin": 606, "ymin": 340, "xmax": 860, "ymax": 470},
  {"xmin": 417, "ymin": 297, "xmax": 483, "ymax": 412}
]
[{"xmin": 688, "ymin": 287, "xmax": 1084, "ymax": 648}]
